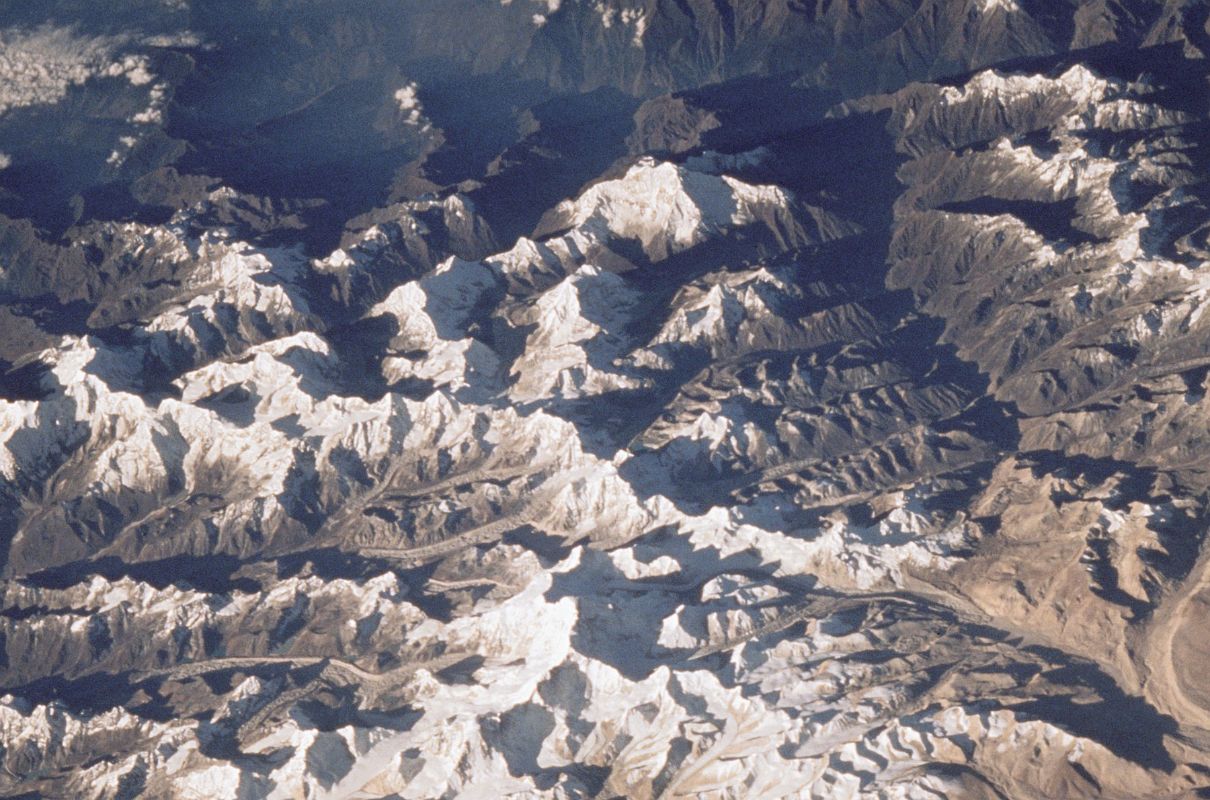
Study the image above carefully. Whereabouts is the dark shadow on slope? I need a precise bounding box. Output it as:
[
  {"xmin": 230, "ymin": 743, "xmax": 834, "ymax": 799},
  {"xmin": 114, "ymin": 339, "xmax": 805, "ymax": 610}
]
[
  {"xmin": 0, "ymin": 94, "xmax": 174, "ymax": 238},
  {"xmin": 398, "ymin": 65, "xmax": 552, "ymax": 191},
  {"xmin": 1, "ymin": 672, "xmax": 139, "ymax": 716},
  {"xmin": 320, "ymin": 315, "xmax": 399, "ymax": 403},
  {"xmin": 503, "ymin": 526, "xmax": 578, "ymax": 565},
  {"xmin": 936, "ymin": 197, "xmax": 1103, "ymax": 246},
  {"xmin": 615, "ymin": 308, "xmax": 1019, "ymax": 514},
  {"xmin": 167, "ymin": 66, "xmax": 432, "ymax": 256},
  {"xmin": 544, "ymin": 546, "xmax": 691, "ymax": 680},
  {"xmin": 22, "ymin": 554, "xmax": 262, "ymax": 594},
  {"xmin": 1011, "ymin": 657, "xmax": 1178, "ymax": 771},
  {"xmin": 465, "ymin": 87, "xmax": 640, "ymax": 246},
  {"xmin": 0, "ymin": 359, "xmax": 55, "ymax": 402},
  {"xmin": 752, "ymin": 110, "xmax": 905, "ymax": 228},
  {"xmin": 193, "ymin": 384, "xmax": 259, "ymax": 427},
  {"xmin": 631, "ymin": 72, "xmax": 841, "ymax": 158},
  {"xmin": 541, "ymin": 355, "xmax": 709, "ymax": 460}
]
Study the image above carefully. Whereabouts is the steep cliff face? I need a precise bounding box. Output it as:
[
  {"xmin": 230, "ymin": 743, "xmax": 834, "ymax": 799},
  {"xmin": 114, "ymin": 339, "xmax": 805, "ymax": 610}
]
[{"xmin": 1, "ymin": 2, "xmax": 1209, "ymax": 798}]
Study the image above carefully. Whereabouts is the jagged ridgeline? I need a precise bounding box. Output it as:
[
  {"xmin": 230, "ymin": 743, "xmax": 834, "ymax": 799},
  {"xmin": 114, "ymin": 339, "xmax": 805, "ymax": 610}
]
[{"xmin": 0, "ymin": 1, "xmax": 1209, "ymax": 797}]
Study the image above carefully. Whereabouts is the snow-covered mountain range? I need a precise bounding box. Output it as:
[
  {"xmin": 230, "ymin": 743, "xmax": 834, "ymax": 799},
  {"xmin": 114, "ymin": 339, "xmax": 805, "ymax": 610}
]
[{"xmin": 1, "ymin": 1, "xmax": 1210, "ymax": 797}]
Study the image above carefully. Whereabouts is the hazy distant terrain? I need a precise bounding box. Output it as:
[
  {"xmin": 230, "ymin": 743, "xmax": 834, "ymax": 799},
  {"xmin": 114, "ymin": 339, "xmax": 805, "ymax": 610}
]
[{"xmin": 1, "ymin": 1, "xmax": 1209, "ymax": 797}]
